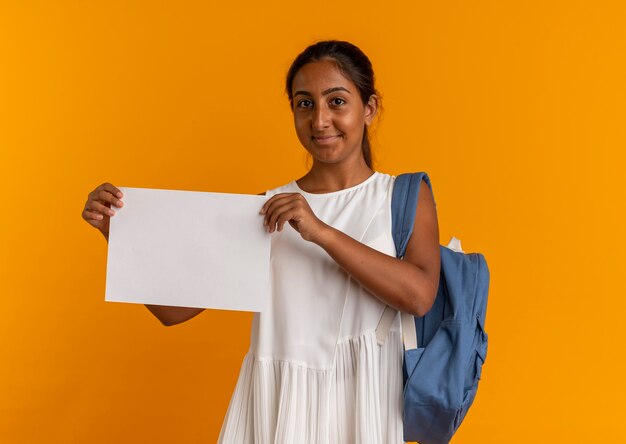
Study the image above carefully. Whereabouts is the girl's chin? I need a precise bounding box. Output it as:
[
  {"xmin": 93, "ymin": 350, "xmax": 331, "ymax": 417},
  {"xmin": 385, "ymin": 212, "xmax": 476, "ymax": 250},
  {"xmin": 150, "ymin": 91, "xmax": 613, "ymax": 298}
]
[{"xmin": 309, "ymin": 152, "xmax": 346, "ymax": 165}]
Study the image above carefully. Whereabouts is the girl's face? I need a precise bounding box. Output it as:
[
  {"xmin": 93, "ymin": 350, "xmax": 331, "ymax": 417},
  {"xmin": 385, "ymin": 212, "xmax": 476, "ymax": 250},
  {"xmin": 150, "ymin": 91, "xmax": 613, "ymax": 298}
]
[{"xmin": 291, "ymin": 59, "xmax": 377, "ymax": 167}]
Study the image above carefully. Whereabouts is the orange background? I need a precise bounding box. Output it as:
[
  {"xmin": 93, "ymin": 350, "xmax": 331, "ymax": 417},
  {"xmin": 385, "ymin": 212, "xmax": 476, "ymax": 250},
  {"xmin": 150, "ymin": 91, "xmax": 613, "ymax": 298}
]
[{"xmin": 1, "ymin": 1, "xmax": 625, "ymax": 442}]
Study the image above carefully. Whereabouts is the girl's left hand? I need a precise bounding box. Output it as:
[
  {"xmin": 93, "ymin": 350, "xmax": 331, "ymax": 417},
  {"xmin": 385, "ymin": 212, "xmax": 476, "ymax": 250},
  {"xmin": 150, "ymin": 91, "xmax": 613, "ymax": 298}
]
[{"xmin": 260, "ymin": 193, "xmax": 328, "ymax": 243}]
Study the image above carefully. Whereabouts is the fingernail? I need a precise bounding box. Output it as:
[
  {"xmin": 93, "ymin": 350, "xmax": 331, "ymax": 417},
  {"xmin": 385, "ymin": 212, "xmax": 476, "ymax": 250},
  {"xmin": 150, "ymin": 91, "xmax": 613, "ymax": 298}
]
[{"xmin": 117, "ymin": 192, "xmax": 123, "ymax": 198}]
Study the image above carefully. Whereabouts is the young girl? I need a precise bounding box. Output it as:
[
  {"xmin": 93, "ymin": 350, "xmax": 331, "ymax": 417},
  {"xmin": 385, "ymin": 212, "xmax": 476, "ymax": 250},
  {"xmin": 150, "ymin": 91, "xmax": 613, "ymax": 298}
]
[{"xmin": 82, "ymin": 39, "xmax": 440, "ymax": 443}]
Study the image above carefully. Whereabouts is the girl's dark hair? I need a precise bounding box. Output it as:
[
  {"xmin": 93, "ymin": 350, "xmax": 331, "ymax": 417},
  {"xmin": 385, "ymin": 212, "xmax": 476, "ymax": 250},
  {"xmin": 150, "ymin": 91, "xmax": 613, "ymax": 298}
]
[{"xmin": 285, "ymin": 40, "xmax": 382, "ymax": 169}]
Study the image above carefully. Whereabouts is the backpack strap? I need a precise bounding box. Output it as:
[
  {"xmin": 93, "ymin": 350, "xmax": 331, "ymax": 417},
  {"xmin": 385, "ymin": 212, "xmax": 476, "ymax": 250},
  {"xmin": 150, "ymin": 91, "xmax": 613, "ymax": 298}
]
[
  {"xmin": 376, "ymin": 172, "xmax": 431, "ymax": 347},
  {"xmin": 391, "ymin": 173, "xmax": 433, "ymax": 259}
]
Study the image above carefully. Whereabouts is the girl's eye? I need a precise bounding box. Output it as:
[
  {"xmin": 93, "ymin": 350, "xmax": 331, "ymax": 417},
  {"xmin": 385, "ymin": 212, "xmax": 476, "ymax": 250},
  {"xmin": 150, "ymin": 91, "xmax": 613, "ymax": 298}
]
[
  {"xmin": 331, "ymin": 98, "xmax": 346, "ymax": 106},
  {"xmin": 297, "ymin": 100, "xmax": 312, "ymax": 108}
]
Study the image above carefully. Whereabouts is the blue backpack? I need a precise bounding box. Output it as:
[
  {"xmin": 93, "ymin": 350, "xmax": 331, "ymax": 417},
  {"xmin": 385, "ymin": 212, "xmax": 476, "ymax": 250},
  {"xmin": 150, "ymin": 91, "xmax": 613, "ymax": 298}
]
[{"xmin": 375, "ymin": 172, "xmax": 490, "ymax": 444}]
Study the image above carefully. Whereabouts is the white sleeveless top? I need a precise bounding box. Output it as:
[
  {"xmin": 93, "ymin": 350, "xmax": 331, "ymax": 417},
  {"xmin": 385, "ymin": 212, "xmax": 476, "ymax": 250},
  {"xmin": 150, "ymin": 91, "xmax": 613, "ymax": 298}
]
[{"xmin": 218, "ymin": 171, "xmax": 406, "ymax": 444}]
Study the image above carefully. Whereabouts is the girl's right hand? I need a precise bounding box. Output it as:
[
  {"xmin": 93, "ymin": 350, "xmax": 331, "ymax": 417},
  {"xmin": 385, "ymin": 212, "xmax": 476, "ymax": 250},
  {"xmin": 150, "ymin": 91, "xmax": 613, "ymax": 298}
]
[{"xmin": 81, "ymin": 182, "xmax": 124, "ymax": 238}]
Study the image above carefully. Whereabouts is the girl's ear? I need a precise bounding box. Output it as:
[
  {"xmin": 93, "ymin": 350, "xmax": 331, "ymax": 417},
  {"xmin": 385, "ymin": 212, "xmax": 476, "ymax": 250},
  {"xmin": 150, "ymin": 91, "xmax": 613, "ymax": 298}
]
[{"xmin": 364, "ymin": 94, "xmax": 378, "ymax": 126}]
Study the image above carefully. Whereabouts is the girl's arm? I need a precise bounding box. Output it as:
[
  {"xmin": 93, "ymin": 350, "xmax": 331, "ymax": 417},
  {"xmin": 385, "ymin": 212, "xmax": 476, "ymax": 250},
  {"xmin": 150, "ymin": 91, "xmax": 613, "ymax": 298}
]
[
  {"xmin": 144, "ymin": 304, "xmax": 205, "ymax": 326},
  {"xmin": 260, "ymin": 179, "xmax": 440, "ymax": 317}
]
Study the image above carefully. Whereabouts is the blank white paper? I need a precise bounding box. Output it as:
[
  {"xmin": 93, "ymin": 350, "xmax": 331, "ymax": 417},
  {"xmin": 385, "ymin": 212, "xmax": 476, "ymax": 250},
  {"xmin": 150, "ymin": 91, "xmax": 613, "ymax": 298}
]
[{"xmin": 105, "ymin": 186, "xmax": 270, "ymax": 313}]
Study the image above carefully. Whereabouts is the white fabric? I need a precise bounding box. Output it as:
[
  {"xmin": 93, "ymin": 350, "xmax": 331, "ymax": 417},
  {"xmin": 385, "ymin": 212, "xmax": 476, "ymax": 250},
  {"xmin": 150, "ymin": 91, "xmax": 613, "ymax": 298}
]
[{"xmin": 217, "ymin": 172, "xmax": 406, "ymax": 444}]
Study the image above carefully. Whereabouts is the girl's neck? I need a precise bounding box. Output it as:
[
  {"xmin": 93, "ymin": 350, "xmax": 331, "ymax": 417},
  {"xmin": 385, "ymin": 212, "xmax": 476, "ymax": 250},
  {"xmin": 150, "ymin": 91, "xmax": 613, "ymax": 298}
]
[{"xmin": 296, "ymin": 159, "xmax": 374, "ymax": 194}]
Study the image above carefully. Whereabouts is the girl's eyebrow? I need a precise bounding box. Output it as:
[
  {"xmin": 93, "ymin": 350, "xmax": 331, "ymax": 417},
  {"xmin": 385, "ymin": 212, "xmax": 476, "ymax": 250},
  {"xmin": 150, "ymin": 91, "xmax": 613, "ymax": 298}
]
[{"xmin": 294, "ymin": 86, "xmax": 351, "ymax": 98}]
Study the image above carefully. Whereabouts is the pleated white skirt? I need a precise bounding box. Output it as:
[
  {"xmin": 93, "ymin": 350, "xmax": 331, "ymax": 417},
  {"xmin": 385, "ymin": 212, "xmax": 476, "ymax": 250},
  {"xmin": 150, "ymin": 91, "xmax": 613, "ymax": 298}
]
[{"xmin": 217, "ymin": 329, "xmax": 405, "ymax": 444}]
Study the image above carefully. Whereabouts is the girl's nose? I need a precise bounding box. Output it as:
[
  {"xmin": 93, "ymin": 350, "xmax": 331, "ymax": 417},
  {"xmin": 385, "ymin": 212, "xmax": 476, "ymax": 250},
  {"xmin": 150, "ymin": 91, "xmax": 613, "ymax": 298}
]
[{"xmin": 312, "ymin": 105, "xmax": 331, "ymax": 130}]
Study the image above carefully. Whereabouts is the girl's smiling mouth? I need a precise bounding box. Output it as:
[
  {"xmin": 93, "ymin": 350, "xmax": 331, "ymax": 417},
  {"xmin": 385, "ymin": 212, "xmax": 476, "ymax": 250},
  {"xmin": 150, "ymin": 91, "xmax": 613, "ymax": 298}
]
[{"xmin": 313, "ymin": 135, "xmax": 341, "ymax": 144}]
